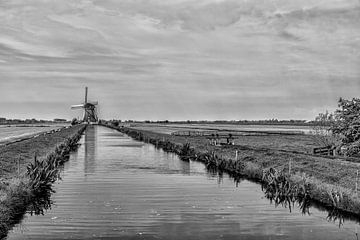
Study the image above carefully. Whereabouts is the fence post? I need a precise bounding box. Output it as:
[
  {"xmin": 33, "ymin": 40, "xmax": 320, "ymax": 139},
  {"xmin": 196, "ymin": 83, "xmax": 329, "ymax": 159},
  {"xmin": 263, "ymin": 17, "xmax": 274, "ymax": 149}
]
[
  {"xmin": 235, "ymin": 150, "xmax": 238, "ymax": 161},
  {"xmin": 289, "ymin": 159, "xmax": 292, "ymax": 175},
  {"xmin": 356, "ymin": 170, "xmax": 359, "ymax": 194},
  {"xmin": 18, "ymin": 157, "xmax": 21, "ymax": 176}
]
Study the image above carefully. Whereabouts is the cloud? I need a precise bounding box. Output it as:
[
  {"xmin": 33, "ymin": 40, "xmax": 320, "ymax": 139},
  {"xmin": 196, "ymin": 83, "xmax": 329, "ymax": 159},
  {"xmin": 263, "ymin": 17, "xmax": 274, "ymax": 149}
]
[{"xmin": 0, "ymin": 0, "xmax": 359, "ymax": 120}]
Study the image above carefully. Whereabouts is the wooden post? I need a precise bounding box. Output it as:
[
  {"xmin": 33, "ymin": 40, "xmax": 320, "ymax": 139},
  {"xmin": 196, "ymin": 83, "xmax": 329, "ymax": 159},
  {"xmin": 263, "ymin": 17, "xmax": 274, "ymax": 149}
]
[
  {"xmin": 18, "ymin": 157, "xmax": 21, "ymax": 176},
  {"xmin": 235, "ymin": 150, "xmax": 238, "ymax": 161},
  {"xmin": 289, "ymin": 159, "xmax": 292, "ymax": 175},
  {"xmin": 356, "ymin": 170, "xmax": 359, "ymax": 194}
]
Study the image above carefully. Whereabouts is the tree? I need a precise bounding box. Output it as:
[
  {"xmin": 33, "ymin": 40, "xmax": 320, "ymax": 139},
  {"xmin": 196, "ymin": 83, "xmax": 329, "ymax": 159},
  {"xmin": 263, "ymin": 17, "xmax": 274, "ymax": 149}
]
[
  {"xmin": 331, "ymin": 97, "xmax": 360, "ymax": 156},
  {"xmin": 311, "ymin": 110, "xmax": 340, "ymax": 147}
]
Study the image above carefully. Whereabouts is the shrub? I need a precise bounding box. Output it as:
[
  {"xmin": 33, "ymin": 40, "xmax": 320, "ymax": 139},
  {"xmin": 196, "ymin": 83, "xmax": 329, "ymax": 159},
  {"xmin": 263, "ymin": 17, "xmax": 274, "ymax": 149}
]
[{"xmin": 331, "ymin": 98, "xmax": 360, "ymax": 156}]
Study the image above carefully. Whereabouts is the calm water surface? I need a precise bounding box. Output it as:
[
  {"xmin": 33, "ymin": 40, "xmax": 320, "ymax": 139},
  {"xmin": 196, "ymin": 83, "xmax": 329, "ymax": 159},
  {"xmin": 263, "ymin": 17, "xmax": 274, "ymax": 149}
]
[{"xmin": 6, "ymin": 126, "xmax": 360, "ymax": 239}]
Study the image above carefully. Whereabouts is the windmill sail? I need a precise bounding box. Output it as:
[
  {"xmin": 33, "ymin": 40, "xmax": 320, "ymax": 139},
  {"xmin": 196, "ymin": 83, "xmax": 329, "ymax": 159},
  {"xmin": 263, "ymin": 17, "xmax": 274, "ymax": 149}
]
[
  {"xmin": 71, "ymin": 87, "xmax": 98, "ymax": 123},
  {"xmin": 71, "ymin": 104, "xmax": 85, "ymax": 109}
]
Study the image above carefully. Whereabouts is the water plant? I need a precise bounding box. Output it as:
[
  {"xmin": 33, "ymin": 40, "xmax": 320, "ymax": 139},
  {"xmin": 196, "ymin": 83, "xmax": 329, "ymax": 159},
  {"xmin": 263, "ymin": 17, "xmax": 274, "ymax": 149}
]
[
  {"xmin": 27, "ymin": 155, "xmax": 60, "ymax": 196},
  {"xmin": 179, "ymin": 143, "xmax": 196, "ymax": 161}
]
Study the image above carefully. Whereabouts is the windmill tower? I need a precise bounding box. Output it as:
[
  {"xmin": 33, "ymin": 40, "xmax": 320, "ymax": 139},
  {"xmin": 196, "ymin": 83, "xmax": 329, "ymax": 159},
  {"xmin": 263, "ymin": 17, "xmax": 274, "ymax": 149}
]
[{"xmin": 71, "ymin": 87, "xmax": 99, "ymax": 123}]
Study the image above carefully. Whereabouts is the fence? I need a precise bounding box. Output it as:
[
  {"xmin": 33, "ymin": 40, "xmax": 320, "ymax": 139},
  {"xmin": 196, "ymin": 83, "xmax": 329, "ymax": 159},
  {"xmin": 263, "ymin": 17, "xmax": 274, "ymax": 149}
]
[
  {"xmin": 313, "ymin": 146, "xmax": 334, "ymax": 156},
  {"xmin": 171, "ymin": 131, "xmax": 216, "ymax": 136}
]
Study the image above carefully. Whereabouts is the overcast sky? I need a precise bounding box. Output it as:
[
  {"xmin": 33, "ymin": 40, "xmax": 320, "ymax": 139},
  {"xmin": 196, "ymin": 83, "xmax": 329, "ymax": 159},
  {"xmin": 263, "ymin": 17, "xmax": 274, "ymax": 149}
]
[{"xmin": 0, "ymin": 0, "xmax": 359, "ymax": 121}]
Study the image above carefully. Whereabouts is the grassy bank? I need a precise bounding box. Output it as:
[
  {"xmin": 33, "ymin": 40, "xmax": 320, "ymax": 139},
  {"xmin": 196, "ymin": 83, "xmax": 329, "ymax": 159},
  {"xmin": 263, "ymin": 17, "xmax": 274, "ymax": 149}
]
[
  {"xmin": 103, "ymin": 124, "xmax": 360, "ymax": 217},
  {"xmin": 0, "ymin": 124, "xmax": 86, "ymax": 239}
]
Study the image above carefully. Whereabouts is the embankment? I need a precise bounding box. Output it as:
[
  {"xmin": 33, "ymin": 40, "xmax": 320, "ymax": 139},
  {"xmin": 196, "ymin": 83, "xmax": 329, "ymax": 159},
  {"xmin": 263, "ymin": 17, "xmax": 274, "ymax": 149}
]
[
  {"xmin": 103, "ymin": 124, "xmax": 360, "ymax": 217},
  {"xmin": 0, "ymin": 124, "xmax": 86, "ymax": 239}
]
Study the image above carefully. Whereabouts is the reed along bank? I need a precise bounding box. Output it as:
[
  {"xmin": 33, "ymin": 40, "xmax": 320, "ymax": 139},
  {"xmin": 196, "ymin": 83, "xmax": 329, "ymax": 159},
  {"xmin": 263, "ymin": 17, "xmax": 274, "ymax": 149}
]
[
  {"xmin": 0, "ymin": 124, "xmax": 86, "ymax": 239},
  {"xmin": 103, "ymin": 123, "xmax": 360, "ymax": 218}
]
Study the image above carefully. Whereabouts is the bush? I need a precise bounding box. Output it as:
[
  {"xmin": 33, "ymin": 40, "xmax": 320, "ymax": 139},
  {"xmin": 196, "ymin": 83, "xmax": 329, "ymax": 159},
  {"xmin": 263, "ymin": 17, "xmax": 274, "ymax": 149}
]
[
  {"xmin": 331, "ymin": 98, "xmax": 360, "ymax": 156},
  {"xmin": 311, "ymin": 111, "xmax": 341, "ymax": 148}
]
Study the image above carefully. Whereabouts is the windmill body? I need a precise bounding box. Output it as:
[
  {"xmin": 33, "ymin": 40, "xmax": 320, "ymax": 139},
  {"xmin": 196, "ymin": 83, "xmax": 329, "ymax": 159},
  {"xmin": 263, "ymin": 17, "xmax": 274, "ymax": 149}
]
[{"xmin": 71, "ymin": 87, "xmax": 99, "ymax": 123}]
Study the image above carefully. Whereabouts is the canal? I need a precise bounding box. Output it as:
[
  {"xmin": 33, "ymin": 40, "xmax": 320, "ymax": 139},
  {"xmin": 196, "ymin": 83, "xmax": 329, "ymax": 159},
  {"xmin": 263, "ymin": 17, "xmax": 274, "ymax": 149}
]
[{"xmin": 6, "ymin": 125, "xmax": 360, "ymax": 239}]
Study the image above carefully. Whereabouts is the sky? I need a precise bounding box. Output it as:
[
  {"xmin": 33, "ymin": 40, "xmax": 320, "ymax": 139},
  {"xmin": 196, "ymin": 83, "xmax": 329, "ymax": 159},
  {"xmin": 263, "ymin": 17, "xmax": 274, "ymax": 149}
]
[{"xmin": 0, "ymin": 0, "xmax": 359, "ymax": 121}]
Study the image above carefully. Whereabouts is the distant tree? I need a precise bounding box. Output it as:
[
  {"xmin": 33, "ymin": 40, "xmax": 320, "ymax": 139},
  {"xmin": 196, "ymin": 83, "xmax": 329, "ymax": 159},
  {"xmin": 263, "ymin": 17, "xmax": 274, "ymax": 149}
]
[
  {"xmin": 331, "ymin": 97, "xmax": 360, "ymax": 156},
  {"xmin": 311, "ymin": 110, "xmax": 340, "ymax": 148}
]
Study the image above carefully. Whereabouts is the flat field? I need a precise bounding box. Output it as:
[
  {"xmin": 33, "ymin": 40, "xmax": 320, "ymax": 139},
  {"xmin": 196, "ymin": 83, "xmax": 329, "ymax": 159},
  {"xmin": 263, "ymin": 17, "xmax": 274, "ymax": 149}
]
[
  {"xmin": 131, "ymin": 123, "xmax": 312, "ymax": 134},
  {"xmin": 0, "ymin": 125, "xmax": 83, "ymax": 178},
  {"xmin": 0, "ymin": 124, "xmax": 68, "ymax": 145},
  {"xmin": 130, "ymin": 123, "xmax": 318, "ymax": 154}
]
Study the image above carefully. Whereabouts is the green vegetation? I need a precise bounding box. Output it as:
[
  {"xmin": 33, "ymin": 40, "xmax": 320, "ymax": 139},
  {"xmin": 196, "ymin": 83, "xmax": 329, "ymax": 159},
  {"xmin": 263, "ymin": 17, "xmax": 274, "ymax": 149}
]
[
  {"xmin": 331, "ymin": 98, "xmax": 360, "ymax": 156},
  {"xmin": 312, "ymin": 97, "xmax": 360, "ymax": 157},
  {"xmin": 126, "ymin": 119, "xmax": 312, "ymax": 126},
  {"xmin": 311, "ymin": 111, "xmax": 340, "ymax": 148},
  {"xmin": 0, "ymin": 117, "xmax": 68, "ymax": 125},
  {"xmin": 0, "ymin": 125, "xmax": 86, "ymax": 239}
]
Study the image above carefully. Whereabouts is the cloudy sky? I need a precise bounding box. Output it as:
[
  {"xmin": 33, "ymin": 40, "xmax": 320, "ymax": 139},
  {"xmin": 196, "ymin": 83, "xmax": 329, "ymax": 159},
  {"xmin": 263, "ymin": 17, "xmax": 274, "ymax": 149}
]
[{"xmin": 0, "ymin": 0, "xmax": 359, "ymax": 121}]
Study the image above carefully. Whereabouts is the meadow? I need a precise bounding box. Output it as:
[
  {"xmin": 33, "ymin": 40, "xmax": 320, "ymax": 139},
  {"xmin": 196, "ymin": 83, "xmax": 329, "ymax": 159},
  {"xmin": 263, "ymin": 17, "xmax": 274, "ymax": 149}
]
[
  {"xmin": 131, "ymin": 123, "xmax": 318, "ymax": 154},
  {"xmin": 0, "ymin": 124, "xmax": 68, "ymax": 145},
  {"xmin": 131, "ymin": 123, "xmax": 312, "ymax": 135}
]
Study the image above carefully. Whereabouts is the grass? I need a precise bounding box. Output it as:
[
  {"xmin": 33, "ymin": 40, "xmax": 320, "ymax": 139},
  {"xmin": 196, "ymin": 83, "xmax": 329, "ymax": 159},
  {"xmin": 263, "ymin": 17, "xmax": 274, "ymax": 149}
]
[
  {"xmin": 0, "ymin": 125, "xmax": 84, "ymax": 177},
  {"xmin": 0, "ymin": 124, "xmax": 86, "ymax": 239},
  {"xmin": 103, "ymin": 123, "xmax": 360, "ymax": 217},
  {"xmin": 130, "ymin": 123, "xmax": 316, "ymax": 153}
]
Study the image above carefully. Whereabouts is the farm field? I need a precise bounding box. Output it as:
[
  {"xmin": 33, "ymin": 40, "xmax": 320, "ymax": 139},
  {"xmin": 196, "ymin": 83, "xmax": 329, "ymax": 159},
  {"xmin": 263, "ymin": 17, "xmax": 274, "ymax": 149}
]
[
  {"xmin": 130, "ymin": 123, "xmax": 313, "ymax": 135},
  {"xmin": 130, "ymin": 123, "xmax": 318, "ymax": 154},
  {"xmin": 0, "ymin": 124, "xmax": 68, "ymax": 145}
]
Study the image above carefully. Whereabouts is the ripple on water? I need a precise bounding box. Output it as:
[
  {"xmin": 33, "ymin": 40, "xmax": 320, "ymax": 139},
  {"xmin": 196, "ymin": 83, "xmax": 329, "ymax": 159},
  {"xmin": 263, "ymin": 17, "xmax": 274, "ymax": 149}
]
[{"xmin": 6, "ymin": 126, "xmax": 360, "ymax": 240}]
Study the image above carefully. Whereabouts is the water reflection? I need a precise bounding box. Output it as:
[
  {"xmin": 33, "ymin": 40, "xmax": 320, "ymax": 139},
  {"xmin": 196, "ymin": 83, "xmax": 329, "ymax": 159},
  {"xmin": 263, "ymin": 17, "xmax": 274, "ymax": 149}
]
[
  {"xmin": 178, "ymin": 157, "xmax": 190, "ymax": 175},
  {"xmin": 205, "ymin": 164, "xmax": 360, "ymax": 231},
  {"xmin": 84, "ymin": 125, "xmax": 97, "ymax": 176},
  {"xmin": 27, "ymin": 190, "xmax": 53, "ymax": 216}
]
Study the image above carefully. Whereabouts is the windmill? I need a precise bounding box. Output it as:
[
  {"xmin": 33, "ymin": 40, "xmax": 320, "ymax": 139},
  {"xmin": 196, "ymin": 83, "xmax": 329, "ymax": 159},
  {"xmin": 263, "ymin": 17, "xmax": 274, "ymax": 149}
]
[{"xmin": 71, "ymin": 87, "xmax": 99, "ymax": 123}]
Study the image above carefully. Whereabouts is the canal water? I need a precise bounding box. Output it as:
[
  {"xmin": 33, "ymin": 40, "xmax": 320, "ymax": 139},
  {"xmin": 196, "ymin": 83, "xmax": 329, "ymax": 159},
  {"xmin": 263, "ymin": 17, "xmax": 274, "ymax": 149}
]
[{"xmin": 6, "ymin": 126, "xmax": 360, "ymax": 239}]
